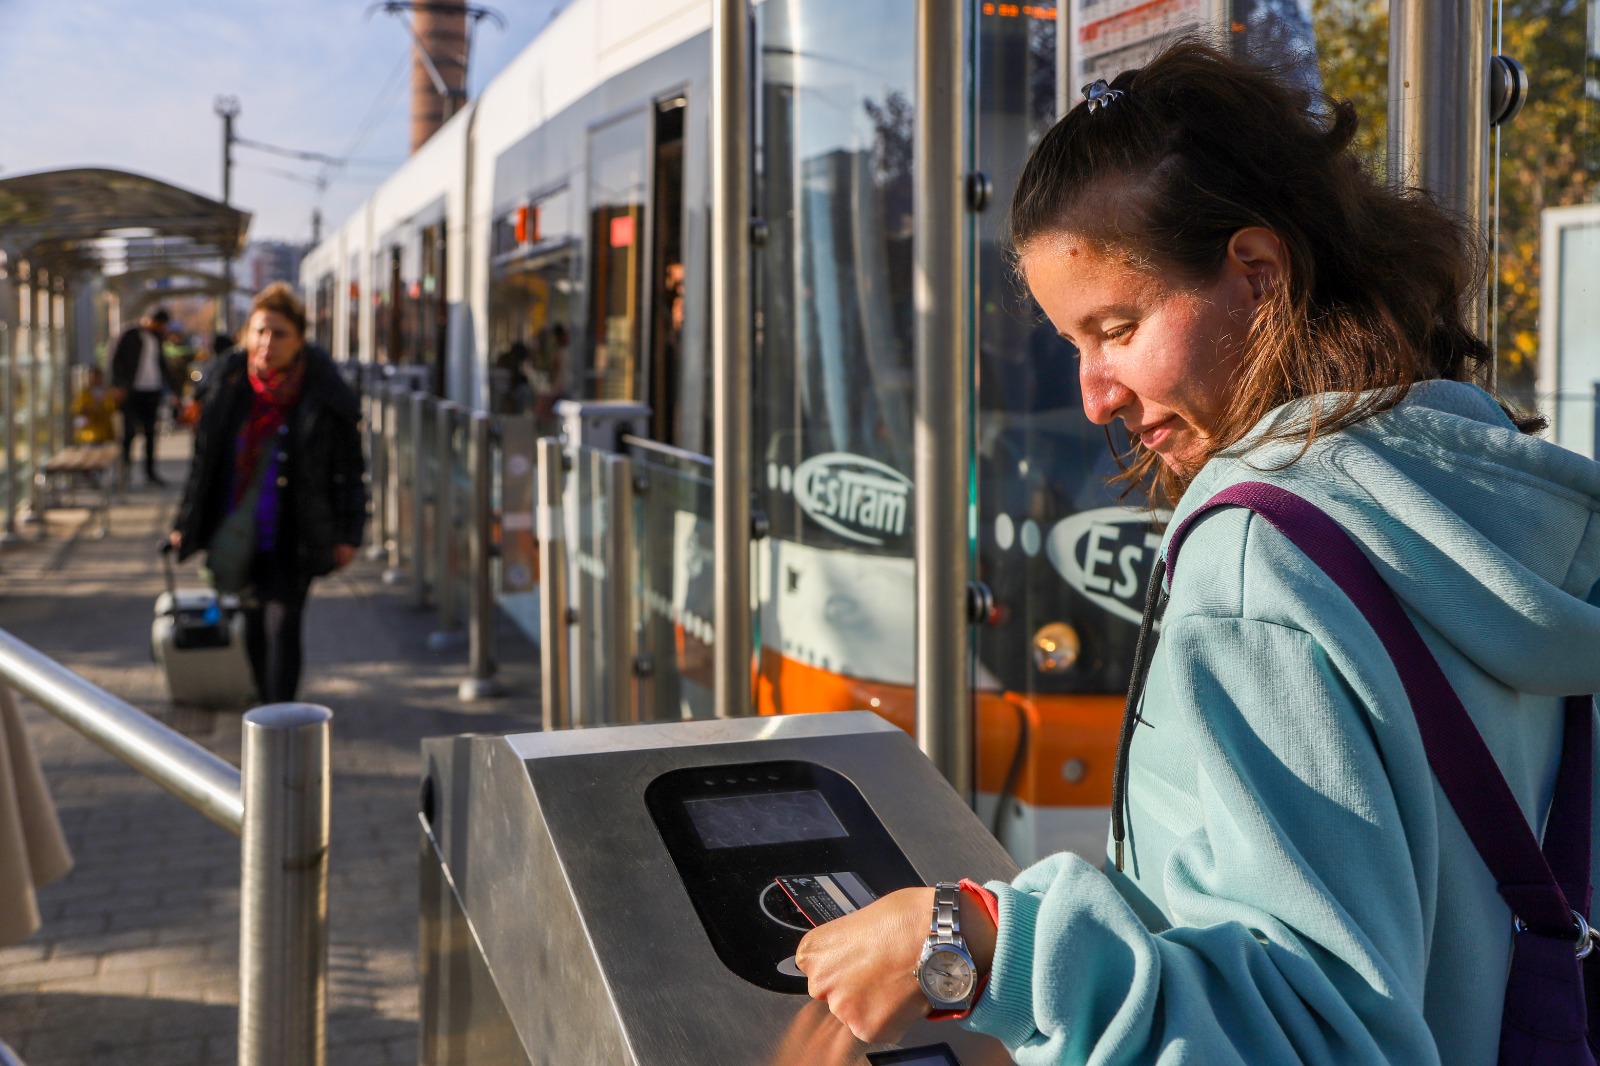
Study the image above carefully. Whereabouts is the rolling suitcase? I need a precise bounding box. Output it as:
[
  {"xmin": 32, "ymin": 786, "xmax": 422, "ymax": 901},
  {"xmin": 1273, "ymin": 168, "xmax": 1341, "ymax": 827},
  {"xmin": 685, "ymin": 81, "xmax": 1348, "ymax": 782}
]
[{"xmin": 151, "ymin": 545, "xmax": 257, "ymax": 708}]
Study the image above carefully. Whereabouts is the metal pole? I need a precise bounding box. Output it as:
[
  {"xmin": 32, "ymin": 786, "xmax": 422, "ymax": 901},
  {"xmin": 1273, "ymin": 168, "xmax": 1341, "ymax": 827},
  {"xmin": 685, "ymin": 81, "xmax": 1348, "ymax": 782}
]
[
  {"xmin": 238, "ymin": 703, "xmax": 330, "ymax": 1066},
  {"xmin": 0, "ymin": 629, "xmax": 243, "ymax": 830},
  {"xmin": 383, "ymin": 382, "xmax": 406, "ymax": 583},
  {"xmin": 411, "ymin": 391, "xmax": 430, "ymax": 608},
  {"xmin": 603, "ymin": 453, "xmax": 636, "ymax": 723},
  {"xmin": 429, "ymin": 401, "xmax": 464, "ymax": 647},
  {"xmin": 914, "ymin": 0, "xmax": 973, "ymax": 798},
  {"xmin": 459, "ymin": 411, "xmax": 503, "ymax": 700},
  {"xmin": 712, "ymin": 0, "xmax": 753, "ymax": 718},
  {"xmin": 1, "ymin": 322, "xmax": 17, "ymax": 546},
  {"xmin": 1389, "ymin": 0, "xmax": 1489, "ymax": 337},
  {"xmin": 366, "ymin": 383, "xmax": 388, "ymax": 561},
  {"xmin": 537, "ymin": 437, "xmax": 571, "ymax": 731}
]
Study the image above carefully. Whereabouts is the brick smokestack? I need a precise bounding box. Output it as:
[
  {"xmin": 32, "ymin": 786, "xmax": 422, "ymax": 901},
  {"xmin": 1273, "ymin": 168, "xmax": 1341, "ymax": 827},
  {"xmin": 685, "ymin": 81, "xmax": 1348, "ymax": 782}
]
[{"xmin": 410, "ymin": 0, "xmax": 468, "ymax": 154}]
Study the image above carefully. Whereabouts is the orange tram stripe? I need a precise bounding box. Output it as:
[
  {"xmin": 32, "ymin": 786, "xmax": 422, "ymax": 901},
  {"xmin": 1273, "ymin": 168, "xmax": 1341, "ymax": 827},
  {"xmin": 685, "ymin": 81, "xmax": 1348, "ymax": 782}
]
[{"xmin": 754, "ymin": 649, "xmax": 1123, "ymax": 809}]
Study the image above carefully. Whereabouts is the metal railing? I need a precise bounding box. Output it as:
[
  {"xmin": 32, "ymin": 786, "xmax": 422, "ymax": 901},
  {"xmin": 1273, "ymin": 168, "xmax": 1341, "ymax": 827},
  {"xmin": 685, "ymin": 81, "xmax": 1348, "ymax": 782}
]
[{"xmin": 0, "ymin": 628, "xmax": 330, "ymax": 1066}]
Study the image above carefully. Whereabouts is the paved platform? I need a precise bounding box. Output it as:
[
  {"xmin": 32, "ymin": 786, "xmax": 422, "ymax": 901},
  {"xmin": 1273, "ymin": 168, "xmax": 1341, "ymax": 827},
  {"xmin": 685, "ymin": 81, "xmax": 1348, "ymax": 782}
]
[{"xmin": 0, "ymin": 431, "xmax": 539, "ymax": 1065}]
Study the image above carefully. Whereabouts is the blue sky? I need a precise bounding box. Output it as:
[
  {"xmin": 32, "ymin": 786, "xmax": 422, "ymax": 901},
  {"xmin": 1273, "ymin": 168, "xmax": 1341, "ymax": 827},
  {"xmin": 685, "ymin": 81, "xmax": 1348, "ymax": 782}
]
[{"xmin": 0, "ymin": 0, "xmax": 560, "ymax": 241}]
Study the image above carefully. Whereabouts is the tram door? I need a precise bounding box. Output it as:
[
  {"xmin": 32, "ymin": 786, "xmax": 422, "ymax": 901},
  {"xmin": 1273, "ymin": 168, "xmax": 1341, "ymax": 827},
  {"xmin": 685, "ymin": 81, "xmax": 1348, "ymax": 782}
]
[
  {"xmin": 647, "ymin": 95, "xmax": 688, "ymax": 446},
  {"xmin": 588, "ymin": 110, "xmax": 650, "ymax": 402}
]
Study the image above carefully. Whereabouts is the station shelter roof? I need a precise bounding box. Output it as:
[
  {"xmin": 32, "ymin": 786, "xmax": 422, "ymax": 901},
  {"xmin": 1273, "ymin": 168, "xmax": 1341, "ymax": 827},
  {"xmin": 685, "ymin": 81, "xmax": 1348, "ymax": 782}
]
[{"xmin": 0, "ymin": 167, "xmax": 250, "ymax": 277}]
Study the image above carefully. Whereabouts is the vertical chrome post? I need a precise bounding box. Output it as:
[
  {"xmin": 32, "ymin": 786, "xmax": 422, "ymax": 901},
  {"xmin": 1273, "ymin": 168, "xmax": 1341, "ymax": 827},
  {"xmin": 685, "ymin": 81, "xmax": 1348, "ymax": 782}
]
[
  {"xmin": 537, "ymin": 437, "xmax": 571, "ymax": 731},
  {"xmin": 1389, "ymin": 0, "xmax": 1490, "ymax": 335},
  {"xmin": 712, "ymin": 0, "xmax": 753, "ymax": 718},
  {"xmin": 410, "ymin": 392, "xmax": 429, "ymax": 608},
  {"xmin": 430, "ymin": 401, "xmax": 464, "ymax": 646},
  {"xmin": 1, "ymin": 322, "xmax": 16, "ymax": 546},
  {"xmin": 459, "ymin": 411, "xmax": 503, "ymax": 700},
  {"xmin": 238, "ymin": 703, "xmax": 331, "ymax": 1066},
  {"xmin": 914, "ymin": 0, "xmax": 973, "ymax": 798},
  {"xmin": 603, "ymin": 453, "xmax": 637, "ymax": 723},
  {"xmin": 365, "ymin": 381, "xmax": 388, "ymax": 561}
]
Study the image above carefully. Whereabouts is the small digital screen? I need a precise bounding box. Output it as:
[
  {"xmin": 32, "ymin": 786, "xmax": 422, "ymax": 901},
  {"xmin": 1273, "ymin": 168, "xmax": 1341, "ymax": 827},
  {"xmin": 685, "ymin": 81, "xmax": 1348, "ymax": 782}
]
[
  {"xmin": 866, "ymin": 1045, "xmax": 961, "ymax": 1065},
  {"xmin": 684, "ymin": 790, "xmax": 849, "ymax": 849}
]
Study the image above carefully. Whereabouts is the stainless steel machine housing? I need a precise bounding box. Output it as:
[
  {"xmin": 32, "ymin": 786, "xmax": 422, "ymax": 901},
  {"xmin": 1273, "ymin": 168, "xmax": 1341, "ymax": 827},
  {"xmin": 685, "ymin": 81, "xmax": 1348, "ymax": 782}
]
[{"xmin": 419, "ymin": 712, "xmax": 1022, "ymax": 1065}]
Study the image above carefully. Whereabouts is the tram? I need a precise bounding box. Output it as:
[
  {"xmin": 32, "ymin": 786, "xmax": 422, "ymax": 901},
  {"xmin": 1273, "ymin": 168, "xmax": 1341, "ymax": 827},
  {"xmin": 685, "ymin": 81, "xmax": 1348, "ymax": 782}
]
[{"xmin": 302, "ymin": 0, "xmax": 1324, "ymax": 863}]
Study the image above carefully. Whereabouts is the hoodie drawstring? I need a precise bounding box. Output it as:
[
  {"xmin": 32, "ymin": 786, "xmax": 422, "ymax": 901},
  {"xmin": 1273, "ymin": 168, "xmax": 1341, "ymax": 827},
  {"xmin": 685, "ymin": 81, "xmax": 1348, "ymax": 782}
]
[{"xmin": 1112, "ymin": 557, "xmax": 1169, "ymax": 872}]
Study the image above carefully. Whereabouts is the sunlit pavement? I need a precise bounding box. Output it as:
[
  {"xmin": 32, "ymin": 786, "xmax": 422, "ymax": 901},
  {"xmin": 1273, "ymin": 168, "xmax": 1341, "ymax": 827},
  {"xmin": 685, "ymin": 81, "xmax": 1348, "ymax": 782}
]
[{"xmin": 0, "ymin": 428, "xmax": 539, "ymax": 1065}]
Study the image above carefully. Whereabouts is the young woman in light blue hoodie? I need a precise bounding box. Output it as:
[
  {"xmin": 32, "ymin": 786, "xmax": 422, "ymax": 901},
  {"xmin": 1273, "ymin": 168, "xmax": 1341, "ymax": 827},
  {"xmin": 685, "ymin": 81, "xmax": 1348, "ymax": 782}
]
[{"xmin": 794, "ymin": 40, "xmax": 1600, "ymax": 1064}]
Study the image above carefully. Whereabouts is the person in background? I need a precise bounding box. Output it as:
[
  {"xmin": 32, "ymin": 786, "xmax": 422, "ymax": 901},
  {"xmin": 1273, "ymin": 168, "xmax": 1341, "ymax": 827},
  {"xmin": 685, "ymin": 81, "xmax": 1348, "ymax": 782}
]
[
  {"xmin": 169, "ymin": 284, "xmax": 366, "ymax": 703},
  {"xmin": 70, "ymin": 366, "xmax": 118, "ymax": 445},
  {"xmin": 110, "ymin": 308, "xmax": 176, "ymax": 485},
  {"xmin": 795, "ymin": 41, "xmax": 1600, "ymax": 1064}
]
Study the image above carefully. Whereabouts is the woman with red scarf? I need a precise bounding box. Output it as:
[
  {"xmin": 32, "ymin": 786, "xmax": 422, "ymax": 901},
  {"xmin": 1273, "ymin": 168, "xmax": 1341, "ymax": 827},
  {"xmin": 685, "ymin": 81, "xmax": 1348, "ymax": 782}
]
[{"xmin": 170, "ymin": 283, "xmax": 366, "ymax": 703}]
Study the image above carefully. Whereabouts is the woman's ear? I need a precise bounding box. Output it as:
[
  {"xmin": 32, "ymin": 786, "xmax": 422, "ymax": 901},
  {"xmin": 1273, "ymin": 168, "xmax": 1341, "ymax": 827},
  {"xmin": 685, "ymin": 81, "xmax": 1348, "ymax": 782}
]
[{"xmin": 1226, "ymin": 227, "xmax": 1285, "ymax": 312}]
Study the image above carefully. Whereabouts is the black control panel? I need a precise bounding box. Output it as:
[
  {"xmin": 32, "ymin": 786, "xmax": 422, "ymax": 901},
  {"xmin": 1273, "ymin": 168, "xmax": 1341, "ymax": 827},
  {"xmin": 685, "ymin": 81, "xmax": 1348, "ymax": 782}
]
[{"xmin": 645, "ymin": 760, "xmax": 921, "ymax": 993}]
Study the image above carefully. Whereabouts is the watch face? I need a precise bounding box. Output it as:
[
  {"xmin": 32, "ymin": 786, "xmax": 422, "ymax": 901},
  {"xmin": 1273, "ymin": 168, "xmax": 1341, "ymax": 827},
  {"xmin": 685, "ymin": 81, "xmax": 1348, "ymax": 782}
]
[{"xmin": 919, "ymin": 947, "xmax": 975, "ymax": 1004}]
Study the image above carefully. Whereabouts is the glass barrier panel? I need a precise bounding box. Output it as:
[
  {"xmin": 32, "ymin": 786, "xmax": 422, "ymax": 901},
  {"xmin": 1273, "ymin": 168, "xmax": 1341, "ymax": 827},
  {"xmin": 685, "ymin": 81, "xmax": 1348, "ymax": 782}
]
[
  {"xmin": 420, "ymin": 401, "xmax": 440, "ymax": 597},
  {"xmin": 448, "ymin": 409, "xmax": 473, "ymax": 624},
  {"xmin": 754, "ymin": 0, "xmax": 920, "ymax": 732},
  {"xmin": 628, "ymin": 441, "xmax": 716, "ymax": 722},
  {"xmin": 1498, "ymin": 0, "xmax": 1598, "ymax": 437},
  {"xmin": 395, "ymin": 393, "xmax": 416, "ymax": 573},
  {"xmin": 493, "ymin": 414, "xmax": 542, "ymax": 641},
  {"xmin": 571, "ymin": 443, "xmax": 629, "ymax": 720}
]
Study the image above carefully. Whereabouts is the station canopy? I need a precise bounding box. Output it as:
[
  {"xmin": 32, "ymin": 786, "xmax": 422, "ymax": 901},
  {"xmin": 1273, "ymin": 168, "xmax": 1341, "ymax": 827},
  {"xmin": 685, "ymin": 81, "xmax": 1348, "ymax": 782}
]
[{"xmin": 0, "ymin": 167, "xmax": 250, "ymax": 276}]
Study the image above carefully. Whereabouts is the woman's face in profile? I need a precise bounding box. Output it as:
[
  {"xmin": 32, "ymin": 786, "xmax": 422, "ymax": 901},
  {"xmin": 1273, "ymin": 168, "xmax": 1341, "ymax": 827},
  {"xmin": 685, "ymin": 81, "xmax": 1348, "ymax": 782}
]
[
  {"xmin": 1021, "ymin": 232, "xmax": 1266, "ymax": 476},
  {"xmin": 246, "ymin": 310, "xmax": 304, "ymax": 376}
]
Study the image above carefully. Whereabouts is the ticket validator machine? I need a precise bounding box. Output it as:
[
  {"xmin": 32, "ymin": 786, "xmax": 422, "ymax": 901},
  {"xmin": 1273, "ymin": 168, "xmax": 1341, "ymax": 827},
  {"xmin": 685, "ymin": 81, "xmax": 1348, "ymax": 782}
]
[{"xmin": 420, "ymin": 713, "xmax": 1022, "ymax": 1064}]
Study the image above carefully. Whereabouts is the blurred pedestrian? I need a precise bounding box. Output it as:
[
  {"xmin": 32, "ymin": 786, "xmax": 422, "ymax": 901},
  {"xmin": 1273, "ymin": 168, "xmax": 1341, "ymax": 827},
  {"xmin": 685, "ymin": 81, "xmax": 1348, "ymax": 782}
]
[
  {"xmin": 70, "ymin": 365, "xmax": 118, "ymax": 444},
  {"xmin": 110, "ymin": 308, "xmax": 176, "ymax": 485},
  {"xmin": 169, "ymin": 284, "xmax": 366, "ymax": 703}
]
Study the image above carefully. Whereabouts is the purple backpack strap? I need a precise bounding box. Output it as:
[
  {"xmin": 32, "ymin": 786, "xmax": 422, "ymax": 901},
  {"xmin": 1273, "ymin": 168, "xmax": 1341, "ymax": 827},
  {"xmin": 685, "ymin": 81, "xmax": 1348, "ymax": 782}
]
[{"xmin": 1167, "ymin": 481, "xmax": 1596, "ymax": 1062}]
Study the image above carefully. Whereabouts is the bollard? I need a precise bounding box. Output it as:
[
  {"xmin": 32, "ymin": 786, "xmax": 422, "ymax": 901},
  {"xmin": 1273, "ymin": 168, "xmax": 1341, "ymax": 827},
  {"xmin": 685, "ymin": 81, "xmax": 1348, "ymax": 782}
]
[
  {"xmin": 410, "ymin": 392, "xmax": 430, "ymax": 608},
  {"xmin": 365, "ymin": 381, "xmax": 388, "ymax": 561},
  {"xmin": 429, "ymin": 402, "xmax": 464, "ymax": 649},
  {"xmin": 459, "ymin": 412, "xmax": 504, "ymax": 700},
  {"xmin": 603, "ymin": 453, "xmax": 637, "ymax": 723},
  {"xmin": 537, "ymin": 437, "xmax": 570, "ymax": 731},
  {"xmin": 238, "ymin": 703, "xmax": 331, "ymax": 1066},
  {"xmin": 382, "ymin": 383, "xmax": 407, "ymax": 584}
]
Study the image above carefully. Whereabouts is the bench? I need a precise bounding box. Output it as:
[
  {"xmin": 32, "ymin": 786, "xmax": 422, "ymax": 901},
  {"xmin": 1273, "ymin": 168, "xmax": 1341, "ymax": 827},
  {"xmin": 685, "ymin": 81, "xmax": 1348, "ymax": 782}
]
[{"xmin": 35, "ymin": 444, "xmax": 120, "ymax": 537}]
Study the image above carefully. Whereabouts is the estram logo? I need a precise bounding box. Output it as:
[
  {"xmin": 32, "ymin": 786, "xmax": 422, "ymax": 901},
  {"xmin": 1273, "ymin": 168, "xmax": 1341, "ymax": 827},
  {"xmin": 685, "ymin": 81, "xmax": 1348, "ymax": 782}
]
[
  {"xmin": 1045, "ymin": 507, "xmax": 1164, "ymax": 625},
  {"xmin": 792, "ymin": 453, "xmax": 911, "ymax": 546}
]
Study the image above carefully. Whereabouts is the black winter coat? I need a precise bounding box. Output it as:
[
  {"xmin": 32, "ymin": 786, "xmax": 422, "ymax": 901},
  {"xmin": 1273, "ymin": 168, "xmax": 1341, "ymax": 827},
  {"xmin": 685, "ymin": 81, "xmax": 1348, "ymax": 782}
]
[{"xmin": 173, "ymin": 346, "xmax": 366, "ymax": 578}]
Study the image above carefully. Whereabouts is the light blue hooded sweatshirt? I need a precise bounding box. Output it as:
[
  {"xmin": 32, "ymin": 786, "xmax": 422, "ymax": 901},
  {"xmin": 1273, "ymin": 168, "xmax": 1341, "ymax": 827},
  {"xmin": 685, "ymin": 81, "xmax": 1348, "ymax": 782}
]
[{"xmin": 963, "ymin": 381, "xmax": 1600, "ymax": 1064}]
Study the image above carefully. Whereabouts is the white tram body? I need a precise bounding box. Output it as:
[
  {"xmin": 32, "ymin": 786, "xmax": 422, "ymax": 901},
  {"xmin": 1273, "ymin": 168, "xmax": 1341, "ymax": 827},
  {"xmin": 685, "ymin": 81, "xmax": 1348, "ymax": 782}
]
[{"xmin": 304, "ymin": 0, "xmax": 1300, "ymax": 865}]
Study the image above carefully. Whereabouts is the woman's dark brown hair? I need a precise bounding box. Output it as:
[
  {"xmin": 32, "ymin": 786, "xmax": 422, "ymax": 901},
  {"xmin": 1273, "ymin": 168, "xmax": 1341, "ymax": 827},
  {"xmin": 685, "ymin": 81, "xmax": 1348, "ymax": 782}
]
[
  {"xmin": 250, "ymin": 281, "xmax": 307, "ymax": 338},
  {"xmin": 1011, "ymin": 39, "xmax": 1532, "ymax": 503}
]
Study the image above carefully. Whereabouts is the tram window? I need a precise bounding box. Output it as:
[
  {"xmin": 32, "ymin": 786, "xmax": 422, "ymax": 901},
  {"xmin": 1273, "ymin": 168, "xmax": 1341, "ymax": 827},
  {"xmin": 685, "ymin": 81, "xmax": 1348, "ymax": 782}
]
[
  {"xmin": 588, "ymin": 110, "xmax": 650, "ymax": 403},
  {"xmin": 346, "ymin": 256, "xmax": 360, "ymax": 361},
  {"xmin": 313, "ymin": 273, "xmax": 335, "ymax": 350}
]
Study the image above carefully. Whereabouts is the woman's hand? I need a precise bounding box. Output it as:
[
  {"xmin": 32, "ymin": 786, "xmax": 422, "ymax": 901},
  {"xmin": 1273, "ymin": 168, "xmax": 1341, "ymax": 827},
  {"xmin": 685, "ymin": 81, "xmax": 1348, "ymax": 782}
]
[
  {"xmin": 333, "ymin": 544, "xmax": 357, "ymax": 570},
  {"xmin": 794, "ymin": 886, "xmax": 936, "ymax": 1044},
  {"xmin": 168, "ymin": 530, "xmax": 182, "ymax": 552}
]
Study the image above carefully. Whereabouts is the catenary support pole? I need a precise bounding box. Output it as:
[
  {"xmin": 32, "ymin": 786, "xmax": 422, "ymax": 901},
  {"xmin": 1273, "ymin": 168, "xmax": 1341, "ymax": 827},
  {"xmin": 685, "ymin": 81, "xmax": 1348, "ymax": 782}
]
[
  {"xmin": 913, "ymin": 0, "xmax": 973, "ymax": 799},
  {"xmin": 1389, "ymin": 0, "xmax": 1489, "ymax": 340}
]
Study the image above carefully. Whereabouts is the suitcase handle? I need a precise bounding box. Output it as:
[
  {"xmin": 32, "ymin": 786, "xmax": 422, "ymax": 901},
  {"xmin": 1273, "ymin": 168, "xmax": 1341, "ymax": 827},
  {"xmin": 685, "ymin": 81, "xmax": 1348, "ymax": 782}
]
[{"xmin": 159, "ymin": 541, "xmax": 178, "ymax": 602}]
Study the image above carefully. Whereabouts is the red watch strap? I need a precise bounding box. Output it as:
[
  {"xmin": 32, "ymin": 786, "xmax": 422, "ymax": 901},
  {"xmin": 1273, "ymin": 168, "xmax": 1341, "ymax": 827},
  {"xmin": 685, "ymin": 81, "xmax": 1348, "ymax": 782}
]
[{"xmin": 925, "ymin": 880, "xmax": 998, "ymax": 1021}]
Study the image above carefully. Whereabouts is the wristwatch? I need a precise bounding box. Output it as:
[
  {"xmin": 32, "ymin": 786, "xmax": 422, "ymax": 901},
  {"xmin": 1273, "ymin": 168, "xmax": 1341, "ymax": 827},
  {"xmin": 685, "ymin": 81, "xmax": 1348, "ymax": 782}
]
[{"xmin": 914, "ymin": 882, "xmax": 979, "ymax": 1011}]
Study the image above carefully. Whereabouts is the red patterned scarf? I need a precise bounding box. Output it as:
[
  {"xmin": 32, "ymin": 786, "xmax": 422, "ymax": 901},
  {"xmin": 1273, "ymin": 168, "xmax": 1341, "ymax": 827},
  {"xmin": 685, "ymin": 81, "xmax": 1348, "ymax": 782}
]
[{"xmin": 233, "ymin": 355, "xmax": 306, "ymax": 506}]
